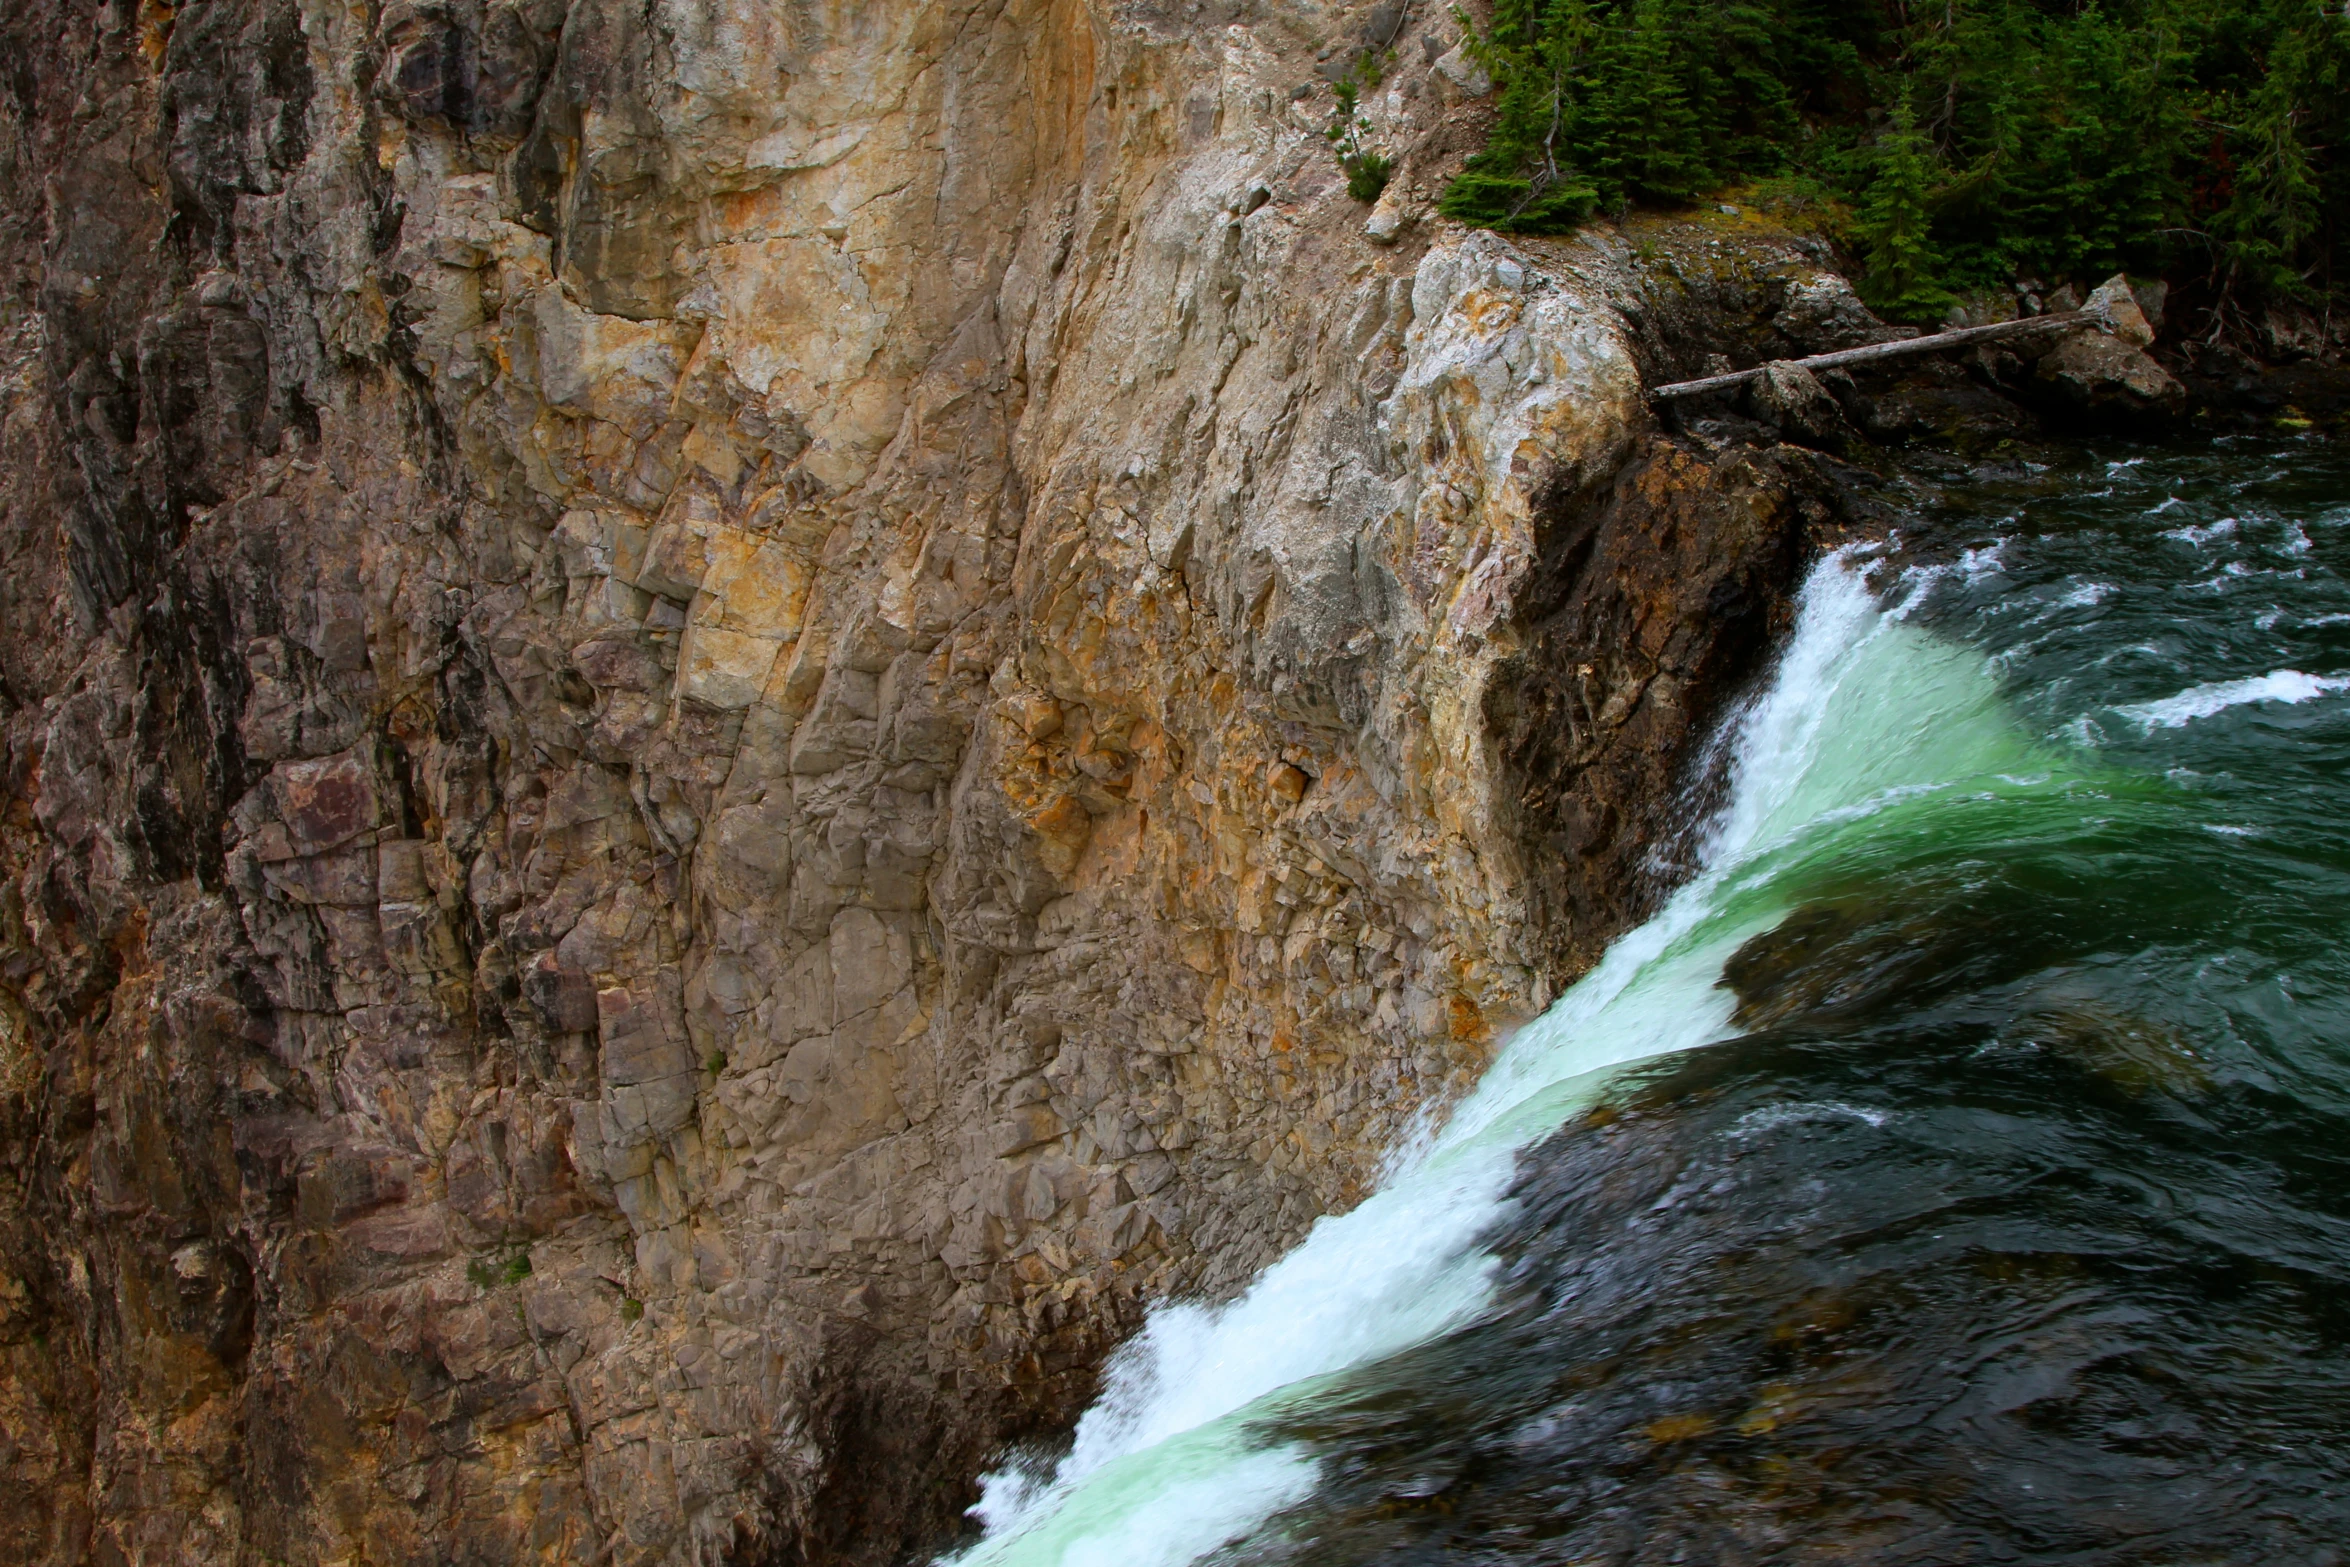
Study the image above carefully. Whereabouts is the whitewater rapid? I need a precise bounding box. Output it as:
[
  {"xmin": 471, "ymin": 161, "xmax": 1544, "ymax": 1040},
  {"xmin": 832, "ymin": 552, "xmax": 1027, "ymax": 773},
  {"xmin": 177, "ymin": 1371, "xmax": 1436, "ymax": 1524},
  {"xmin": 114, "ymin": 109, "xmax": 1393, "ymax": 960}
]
[{"xmin": 945, "ymin": 547, "xmax": 2045, "ymax": 1567}]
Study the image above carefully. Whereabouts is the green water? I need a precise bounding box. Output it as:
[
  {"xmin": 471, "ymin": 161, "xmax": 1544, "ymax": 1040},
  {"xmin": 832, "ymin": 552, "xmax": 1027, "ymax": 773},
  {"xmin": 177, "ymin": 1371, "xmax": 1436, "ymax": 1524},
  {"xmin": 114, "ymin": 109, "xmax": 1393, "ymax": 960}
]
[
  {"xmin": 949, "ymin": 437, "xmax": 2350, "ymax": 1567},
  {"xmin": 1227, "ymin": 437, "xmax": 2350, "ymax": 1565}
]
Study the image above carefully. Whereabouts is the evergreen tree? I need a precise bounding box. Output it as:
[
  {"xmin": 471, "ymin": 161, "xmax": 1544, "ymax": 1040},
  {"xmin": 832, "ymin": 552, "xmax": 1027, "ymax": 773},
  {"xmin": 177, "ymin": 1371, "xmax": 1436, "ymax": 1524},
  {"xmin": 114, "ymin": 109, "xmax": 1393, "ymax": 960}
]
[
  {"xmin": 1572, "ymin": 0, "xmax": 1707, "ymax": 202},
  {"xmin": 1325, "ymin": 75, "xmax": 1397, "ymax": 203},
  {"xmin": 1856, "ymin": 89, "xmax": 1955, "ymax": 322},
  {"xmin": 1439, "ymin": 0, "xmax": 1602, "ymax": 230},
  {"xmin": 1433, "ymin": 0, "xmax": 2347, "ymax": 318},
  {"xmin": 2209, "ymin": 0, "xmax": 2348, "ymax": 304}
]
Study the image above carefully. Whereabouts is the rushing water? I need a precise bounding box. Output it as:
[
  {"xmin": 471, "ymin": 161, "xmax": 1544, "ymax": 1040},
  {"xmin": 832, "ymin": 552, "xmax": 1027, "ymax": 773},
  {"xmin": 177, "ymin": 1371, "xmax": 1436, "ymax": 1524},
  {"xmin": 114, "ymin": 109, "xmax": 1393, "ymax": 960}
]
[{"xmin": 949, "ymin": 436, "xmax": 2350, "ymax": 1567}]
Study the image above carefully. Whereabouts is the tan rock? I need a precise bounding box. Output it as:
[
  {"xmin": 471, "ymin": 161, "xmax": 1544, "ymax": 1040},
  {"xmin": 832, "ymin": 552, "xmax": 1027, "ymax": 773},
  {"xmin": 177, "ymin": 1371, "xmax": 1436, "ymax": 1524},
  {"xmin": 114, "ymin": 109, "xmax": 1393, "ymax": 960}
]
[
  {"xmin": 0, "ymin": 3, "xmax": 1865, "ymax": 1562},
  {"xmin": 2086, "ymin": 273, "xmax": 2159, "ymax": 348}
]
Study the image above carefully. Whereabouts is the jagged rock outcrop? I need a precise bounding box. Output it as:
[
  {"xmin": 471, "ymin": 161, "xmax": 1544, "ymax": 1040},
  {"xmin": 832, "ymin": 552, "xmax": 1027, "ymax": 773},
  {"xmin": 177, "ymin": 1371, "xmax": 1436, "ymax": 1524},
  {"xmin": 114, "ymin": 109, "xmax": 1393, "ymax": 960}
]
[
  {"xmin": 0, "ymin": 5, "xmax": 1848, "ymax": 1563},
  {"xmin": 2034, "ymin": 274, "xmax": 2185, "ymax": 418}
]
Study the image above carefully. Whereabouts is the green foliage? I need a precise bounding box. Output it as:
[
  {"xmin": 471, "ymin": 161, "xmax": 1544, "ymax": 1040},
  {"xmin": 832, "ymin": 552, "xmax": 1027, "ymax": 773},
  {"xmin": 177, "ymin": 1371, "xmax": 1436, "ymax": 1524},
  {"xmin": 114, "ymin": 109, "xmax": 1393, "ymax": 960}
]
[
  {"xmin": 620, "ymin": 1296, "xmax": 645, "ymax": 1322},
  {"xmin": 1856, "ymin": 90, "xmax": 1954, "ymax": 322},
  {"xmin": 1347, "ymin": 147, "xmax": 1399, "ymax": 203},
  {"xmin": 467, "ymin": 1251, "xmax": 533, "ymax": 1290},
  {"xmin": 1439, "ymin": 0, "xmax": 1603, "ymax": 229},
  {"xmin": 1442, "ymin": 0, "xmax": 2350, "ymax": 313},
  {"xmin": 2203, "ymin": 0, "xmax": 2350, "ymax": 309},
  {"xmin": 1445, "ymin": 0, "xmax": 1863, "ymax": 225},
  {"xmin": 1327, "ymin": 65, "xmax": 1399, "ymax": 203}
]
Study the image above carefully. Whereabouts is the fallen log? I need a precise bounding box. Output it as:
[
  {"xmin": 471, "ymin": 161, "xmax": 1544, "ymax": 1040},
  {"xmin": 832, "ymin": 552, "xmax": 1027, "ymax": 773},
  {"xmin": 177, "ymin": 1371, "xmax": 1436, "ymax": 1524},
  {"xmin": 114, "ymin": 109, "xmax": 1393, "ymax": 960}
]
[{"xmin": 1650, "ymin": 309, "xmax": 2099, "ymax": 400}]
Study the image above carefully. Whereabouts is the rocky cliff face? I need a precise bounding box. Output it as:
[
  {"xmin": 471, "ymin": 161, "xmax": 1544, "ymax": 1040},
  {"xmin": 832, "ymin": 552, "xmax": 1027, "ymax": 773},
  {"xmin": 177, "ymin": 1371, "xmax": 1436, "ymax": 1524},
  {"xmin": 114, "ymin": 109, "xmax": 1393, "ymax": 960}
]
[{"xmin": 0, "ymin": 4, "xmax": 1856, "ymax": 1562}]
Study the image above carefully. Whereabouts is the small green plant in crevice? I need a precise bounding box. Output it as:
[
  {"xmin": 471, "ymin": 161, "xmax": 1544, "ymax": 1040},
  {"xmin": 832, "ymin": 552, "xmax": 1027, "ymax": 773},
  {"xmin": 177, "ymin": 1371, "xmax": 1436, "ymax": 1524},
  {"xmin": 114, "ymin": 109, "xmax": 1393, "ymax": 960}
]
[
  {"xmin": 467, "ymin": 1251, "xmax": 534, "ymax": 1290},
  {"xmin": 705, "ymin": 1050, "xmax": 728, "ymax": 1078},
  {"xmin": 620, "ymin": 1296, "xmax": 645, "ymax": 1323},
  {"xmin": 1326, "ymin": 64, "xmax": 1397, "ymax": 203}
]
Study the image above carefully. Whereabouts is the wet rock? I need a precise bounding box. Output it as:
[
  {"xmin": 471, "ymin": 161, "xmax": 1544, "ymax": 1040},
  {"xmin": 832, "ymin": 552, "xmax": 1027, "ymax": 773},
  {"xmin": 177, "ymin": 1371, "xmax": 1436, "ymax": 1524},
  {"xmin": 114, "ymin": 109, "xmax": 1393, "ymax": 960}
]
[{"xmin": 1484, "ymin": 432, "xmax": 1858, "ymax": 977}]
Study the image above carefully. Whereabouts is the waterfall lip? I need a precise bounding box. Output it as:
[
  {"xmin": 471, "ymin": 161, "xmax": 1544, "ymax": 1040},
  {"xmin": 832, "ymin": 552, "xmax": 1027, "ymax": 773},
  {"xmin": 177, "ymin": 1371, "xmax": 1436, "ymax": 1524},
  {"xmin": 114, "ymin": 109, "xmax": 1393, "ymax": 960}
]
[
  {"xmin": 945, "ymin": 545, "xmax": 2007, "ymax": 1567},
  {"xmin": 951, "ymin": 435, "xmax": 2350, "ymax": 1567},
  {"xmin": 948, "ymin": 535, "xmax": 2189, "ymax": 1567}
]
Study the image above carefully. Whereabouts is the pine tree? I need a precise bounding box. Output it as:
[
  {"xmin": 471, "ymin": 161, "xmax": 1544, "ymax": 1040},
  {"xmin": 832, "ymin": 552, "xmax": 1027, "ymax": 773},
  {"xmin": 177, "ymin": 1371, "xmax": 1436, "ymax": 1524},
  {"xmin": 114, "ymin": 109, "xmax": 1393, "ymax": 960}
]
[
  {"xmin": 1429, "ymin": 0, "xmax": 2343, "ymax": 318},
  {"xmin": 1575, "ymin": 0, "xmax": 1706, "ymax": 202},
  {"xmin": 1438, "ymin": 0, "xmax": 1601, "ymax": 230},
  {"xmin": 1856, "ymin": 88, "xmax": 1954, "ymax": 322},
  {"xmin": 2211, "ymin": 0, "xmax": 2347, "ymax": 302}
]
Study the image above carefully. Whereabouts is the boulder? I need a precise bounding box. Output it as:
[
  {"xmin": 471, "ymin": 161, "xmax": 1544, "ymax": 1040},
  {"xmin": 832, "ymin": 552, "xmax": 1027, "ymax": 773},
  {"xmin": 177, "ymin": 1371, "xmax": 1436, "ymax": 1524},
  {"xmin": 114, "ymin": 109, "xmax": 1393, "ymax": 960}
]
[
  {"xmin": 2084, "ymin": 274, "xmax": 2157, "ymax": 348},
  {"xmin": 1364, "ymin": 180, "xmax": 1417, "ymax": 246},
  {"xmin": 2258, "ymin": 306, "xmax": 2329, "ymax": 363},
  {"xmin": 2036, "ymin": 274, "xmax": 2183, "ymax": 420},
  {"xmin": 1773, "ymin": 271, "xmax": 1911, "ymax": 353},
  {"xmin": 1744, "ymin": 361, "xmax": 1861, "ymax": 452},
  {"xmin": 1433, "ymin": 42, "xmax": 1491, "ymax": 97}
]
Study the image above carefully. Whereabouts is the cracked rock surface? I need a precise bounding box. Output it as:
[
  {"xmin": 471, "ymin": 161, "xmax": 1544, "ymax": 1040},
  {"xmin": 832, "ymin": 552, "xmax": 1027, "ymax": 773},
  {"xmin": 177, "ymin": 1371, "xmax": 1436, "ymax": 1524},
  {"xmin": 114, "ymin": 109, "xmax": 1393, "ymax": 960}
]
[{"xmin": 0, "ymin": 4, "xmax": 1864, "ymax": 1562}]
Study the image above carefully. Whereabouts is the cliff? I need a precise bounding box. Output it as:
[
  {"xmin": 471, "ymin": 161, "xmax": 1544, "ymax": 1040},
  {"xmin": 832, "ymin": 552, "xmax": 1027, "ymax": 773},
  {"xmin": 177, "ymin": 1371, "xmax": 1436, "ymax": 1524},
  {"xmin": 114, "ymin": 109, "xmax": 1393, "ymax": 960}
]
[{"xmin": 0, "ymin": 4, "xmax": 1863, "ymax": 1562}]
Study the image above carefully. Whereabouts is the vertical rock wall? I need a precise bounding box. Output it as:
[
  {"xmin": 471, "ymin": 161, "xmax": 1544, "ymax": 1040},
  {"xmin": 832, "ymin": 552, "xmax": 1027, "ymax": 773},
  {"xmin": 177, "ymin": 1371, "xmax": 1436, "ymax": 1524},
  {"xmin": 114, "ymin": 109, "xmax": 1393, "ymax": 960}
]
[{"xmin": 0, "ymin": 3, "xmax": 1844, "ymax": 1561}]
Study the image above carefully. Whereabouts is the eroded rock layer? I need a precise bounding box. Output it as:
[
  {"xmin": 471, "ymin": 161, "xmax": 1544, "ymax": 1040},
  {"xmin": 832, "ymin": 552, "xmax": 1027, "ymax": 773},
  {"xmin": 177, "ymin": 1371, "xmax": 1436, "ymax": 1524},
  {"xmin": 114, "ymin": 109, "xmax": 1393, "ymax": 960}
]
[{"xmin": 0, "ymin": 4, "xmax": 1850, "ymax": 1562}]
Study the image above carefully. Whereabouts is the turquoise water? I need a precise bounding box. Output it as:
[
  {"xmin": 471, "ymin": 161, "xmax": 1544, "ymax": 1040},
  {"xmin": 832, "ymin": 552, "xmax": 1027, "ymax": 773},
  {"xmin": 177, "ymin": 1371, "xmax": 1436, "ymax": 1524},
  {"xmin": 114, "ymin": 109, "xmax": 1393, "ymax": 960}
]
[{"xmin": 955, "ymin": 437, "xmax": 2350, "ymax": 1566}]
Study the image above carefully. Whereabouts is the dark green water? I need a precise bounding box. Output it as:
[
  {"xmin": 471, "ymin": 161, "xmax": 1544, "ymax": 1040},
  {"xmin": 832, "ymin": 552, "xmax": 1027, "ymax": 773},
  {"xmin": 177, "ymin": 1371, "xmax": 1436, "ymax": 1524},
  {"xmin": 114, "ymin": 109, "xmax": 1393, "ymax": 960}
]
[{"xmin": 1233, "ymin": 437, "xmax": 2350, "ymax": 1565}]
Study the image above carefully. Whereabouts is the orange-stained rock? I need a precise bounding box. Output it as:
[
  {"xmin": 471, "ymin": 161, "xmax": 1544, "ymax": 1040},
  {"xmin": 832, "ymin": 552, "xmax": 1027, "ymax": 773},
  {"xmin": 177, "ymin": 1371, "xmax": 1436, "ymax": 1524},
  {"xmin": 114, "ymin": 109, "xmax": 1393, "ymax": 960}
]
[{"xmin": 0, "ymin": 2, "xmax": 1863, "ymax": 1563}]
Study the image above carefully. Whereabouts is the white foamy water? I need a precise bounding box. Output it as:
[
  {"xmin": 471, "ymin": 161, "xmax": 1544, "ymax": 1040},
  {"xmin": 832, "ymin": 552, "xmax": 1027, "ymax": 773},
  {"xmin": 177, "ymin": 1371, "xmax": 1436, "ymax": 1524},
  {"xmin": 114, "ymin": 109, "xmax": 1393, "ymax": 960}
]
[
  {"xmin": 2114, "ymin": 669, "xmax": 2350, "ymax": 730},
  {"xmin": 944, "ymin": 554, "xmax": 2038, "ymax": 1567}
]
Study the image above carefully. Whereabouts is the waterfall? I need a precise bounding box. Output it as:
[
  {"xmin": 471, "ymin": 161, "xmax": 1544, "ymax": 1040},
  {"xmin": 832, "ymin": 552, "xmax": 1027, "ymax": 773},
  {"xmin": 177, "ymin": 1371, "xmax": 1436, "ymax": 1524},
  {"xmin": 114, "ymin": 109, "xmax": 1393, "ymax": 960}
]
[{"xmin": 948, "ymin": 546, "xmax": 2042, "ymax": 1567}]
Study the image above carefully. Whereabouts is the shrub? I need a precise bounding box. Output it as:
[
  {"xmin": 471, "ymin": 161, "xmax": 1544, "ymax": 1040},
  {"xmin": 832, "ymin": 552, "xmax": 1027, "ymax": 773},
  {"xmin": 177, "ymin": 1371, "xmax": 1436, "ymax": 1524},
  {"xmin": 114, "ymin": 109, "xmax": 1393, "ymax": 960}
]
[
  {"xmin": 1328, "ymin": 73, "xmax": 1399, "ymax": 203},
  {"xmin": 466, "ymin": 1251, "xmax": 533, "ymax": 1290}
]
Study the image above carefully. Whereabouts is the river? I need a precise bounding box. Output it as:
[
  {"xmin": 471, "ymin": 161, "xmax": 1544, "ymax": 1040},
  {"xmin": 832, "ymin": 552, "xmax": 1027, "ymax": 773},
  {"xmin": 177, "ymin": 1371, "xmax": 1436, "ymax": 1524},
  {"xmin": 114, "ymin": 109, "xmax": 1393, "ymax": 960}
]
[{"xmin": 947, "ymin": 434, "xmax": 2350, "ymax": 1566}]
